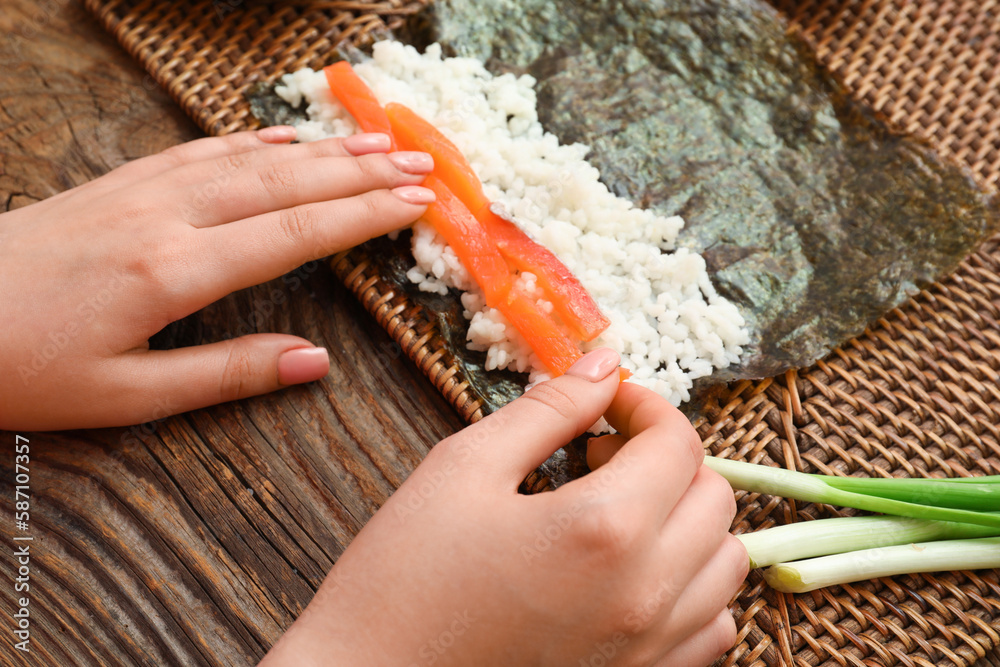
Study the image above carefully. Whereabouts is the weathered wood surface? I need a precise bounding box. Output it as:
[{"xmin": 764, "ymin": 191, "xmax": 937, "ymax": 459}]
[
  {"xmin": 0, "ymin": 2, "xmax": 465, "ymax": 664},
  {"xmin": 3, "ymin": 2, "xmax": 999, "ymax": 667}
]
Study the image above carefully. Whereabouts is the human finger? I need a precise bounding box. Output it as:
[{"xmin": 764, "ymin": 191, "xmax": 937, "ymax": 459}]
[
  {"xmin": 159, "ymin": 133, "xmax": 392, "ymax": 196},
  {"xmin": 179, "ymin": 151, "xmax": 433, "ymax": 228},
  {"xmin": 433, "ymin": 348, "xmax": 623, "ymax": 488},
  {"xmin": 567, "ymin": 383, "xmax": 704, "ymax": 518},
  {"xmin": 193, "ymin": 187, "xmax": 432, "ymax": 306},
  {"xmin": 94, "ymin": 128, "xmax": 300, "ymax": 191},
  {"xmin": 100, "ymin": 131, "xmax": 392, "ymax": 193},
  {"xmin": 115, "ymin": 334, "xmax": 331, "ymax": 420},
  {"xmin": 655, "ymin": 468, "xmax": 740, "ymax": 586},
  {"xmin": 651, "ymin": 608, "xmax": 738, "ymax": 667},
  {"xmin": 586, "ymin": 433, "xmax": 627, "ymax": 470},
  {"xmin": 657, "ymin": 535, "xmax": 747, "ymax": 658},
  {"xmin": 163, "ymin": 130, "xmax": 392, "ymax": 165}
]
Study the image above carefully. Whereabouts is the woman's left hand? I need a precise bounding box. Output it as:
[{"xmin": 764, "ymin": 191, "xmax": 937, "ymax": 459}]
[{"xmin": 0, "ymin": 127, "xmax": 434, "ymax": 430}]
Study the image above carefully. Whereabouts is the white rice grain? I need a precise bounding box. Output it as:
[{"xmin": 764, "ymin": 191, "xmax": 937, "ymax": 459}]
[{"xmin": 276, "ymin": 41, "xmax": 749, "ymax": 410}]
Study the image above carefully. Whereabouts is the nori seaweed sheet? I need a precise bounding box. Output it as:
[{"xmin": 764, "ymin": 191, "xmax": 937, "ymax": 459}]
[
  {"xmin": 413, "ymin": 0, "xmax": 1000, "ymax": 380},
  {"xmin": 248, "ymin": 0, "xmax": 999, "ymax": 488},
  {"xmin": 361, "ymin": 233, "xmax": 528, "ymax": 416}
]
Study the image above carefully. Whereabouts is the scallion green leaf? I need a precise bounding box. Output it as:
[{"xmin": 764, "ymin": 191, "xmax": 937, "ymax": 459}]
[
  {"xmin": 703, "ymin": 457, "xmax": 1000, "ymax": 529},
  {"xmin": 820, "ymin": 475, "xmax": 1000, "ymax": 511}
]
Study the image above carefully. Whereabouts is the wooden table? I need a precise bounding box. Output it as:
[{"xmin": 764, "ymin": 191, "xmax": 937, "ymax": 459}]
[
  {"xmin": 4, "ymin": 2, "xmax": 1000, "ymax": 667},
  {"xmin": 0, "ymin": 2, "xmax": 466, "ymax": 664}
]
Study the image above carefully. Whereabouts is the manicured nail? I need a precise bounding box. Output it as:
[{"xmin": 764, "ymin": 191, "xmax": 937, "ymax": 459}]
[
  {"xmin": 278, "ymin": 347, "xmax": 330, "ymax": 385},
  {"xmin": 565, "ymin": 348, "xmax": 621, "ymax": 382},
  {"xmin": 392, "ymin": 185, "xmax": 436, "ymax": 205},
  {"xmin": 387, "ymin": 151, "xmax": 434, "ymax": 174},
  {"xmin": 342, "ymin": 133, "xmax": 392, "ymax": 155},
  {"xmin": 258, "ymin": 125, "xmax": 297, "ymax": 143}
]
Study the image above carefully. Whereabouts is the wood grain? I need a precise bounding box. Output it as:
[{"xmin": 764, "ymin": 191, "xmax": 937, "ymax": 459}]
[
  {"xmin": 0, "ymin": 1, "xmax": 464, "ymax": 664},
  {"xmin": 2, "ymin": 1, "xmax": 998, "ymax": 666}
]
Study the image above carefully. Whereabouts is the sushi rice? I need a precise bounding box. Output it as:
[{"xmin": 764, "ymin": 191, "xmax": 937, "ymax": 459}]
[{"xmin": 276, "ymin": 41, "xmax": 749, "ymax": 415}]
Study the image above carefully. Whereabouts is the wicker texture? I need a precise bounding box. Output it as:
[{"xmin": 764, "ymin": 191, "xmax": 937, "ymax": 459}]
[
  {"xmin": 330, "ymin": 248, "xmax": 488, "ymax": 423},
  {"xmin": 82, "ymin": 0, "xmax": 1000, "ymax": 665},
  {"xmin": 773, "ymin": 0, "xmax": 1000, "ymax": 189},
  {"xmin": 84, "ymin": 0, "xmax": 427, "ymax": 135}
]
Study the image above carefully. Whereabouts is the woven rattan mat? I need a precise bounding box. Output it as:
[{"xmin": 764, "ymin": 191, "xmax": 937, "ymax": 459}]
[{"xmin": 83, "ymin": 0, "xmax": 1000, "ymax": 665}]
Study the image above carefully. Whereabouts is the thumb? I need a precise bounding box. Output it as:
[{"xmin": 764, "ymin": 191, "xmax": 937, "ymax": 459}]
[
  {"xmin": 117, "ymin": 334, "xmax": 329, "ymax": 422},
  {"xmin": 443, "ymin": 348, "xmax": 622, "ymax": 488}
]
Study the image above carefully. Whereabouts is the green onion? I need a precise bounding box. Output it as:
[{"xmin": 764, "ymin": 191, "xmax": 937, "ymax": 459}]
[
  {"xmin": 737, "ymin": 516, "xmax": 1000, "ymax": 568},
  {"xmin": 762, "ymin": 537, "xmax": 1000, "ymax": 593},
  {"xmin": 820, "ymin": 475, "xmax": 1000, "ymax": 511},
  {"xmin": 703, "ymin": 457, "xmax": 1000, "ymax": 529}
]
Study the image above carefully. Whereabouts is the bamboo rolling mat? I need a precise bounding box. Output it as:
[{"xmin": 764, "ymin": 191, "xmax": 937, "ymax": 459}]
[{"xmin": 82, "ymin": 0, "xmax": 1000, "ymax": 665}]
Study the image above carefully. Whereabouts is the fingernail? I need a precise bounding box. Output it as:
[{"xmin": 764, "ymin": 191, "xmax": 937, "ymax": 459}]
[
  {"xmin": 387, "ymin": 151, "xmax": 434, "ymax": 174},
  {"xmin": 565, "ymin": 348, "xmax": 620, "ymax": 382},
  {"xmin": 258, "ymin": 125, "xmax": 297, "ymax": 143},
  {"xmin": 342, "ymin": 133, "xmax": 392, "ymax": 155},
  {"xmin": 392, "ymin": 185, "xmax": 436, "ymax": 205},
  {"xmin": 278, "ymin": 347, "xmax": 330, "ymax": 385}
]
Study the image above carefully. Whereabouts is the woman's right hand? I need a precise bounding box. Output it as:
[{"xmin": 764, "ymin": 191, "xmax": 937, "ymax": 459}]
[{"xmin": 261, "ymin": 348, "xmax": 748, "ymax": 667}]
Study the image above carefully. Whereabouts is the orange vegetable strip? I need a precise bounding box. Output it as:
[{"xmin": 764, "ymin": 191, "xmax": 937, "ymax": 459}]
[
  {"xmin": 416, "ymin": 174, "xmax": 583, "ymax": 376},
  {"xmin": 324, "ymin": 62, "xmax": 395, "ymax": 147},
  {"xmin": 386, "ymin": 102, "xmax": 610, "ymax": 341},
  {"xmin": 419, "ymin": 175, "xmax": 512, "ymax": 306},
  {"xmin": 386, "ymin": 103, "xmax": 490, "ymax": 212},
  {"xmin": 422, "ymin": 176, "xmax": 582, "ymax": 375},
  {"xmin": 501, "ymin": 290, "xmax": 583, "ymax": 376},
  {"xmin": 480, "ymin": 209, "xmax": 610, "ymax": 341}
]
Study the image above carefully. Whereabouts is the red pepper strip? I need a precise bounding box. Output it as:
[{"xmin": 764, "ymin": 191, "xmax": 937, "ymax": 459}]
[
  {"xmin": 324, "ymin": 62, "xmax": 396, "ymax": 148},
  {"xmin": 385, "ymin": 102, "xmax": 610, "ymax": 341},
  {"xmin": 420, "ymin": 175, "xmax": 588, "ymax": 377},
  {"xmin": 386, "ymin": 102, "xmax": 491, "ymax": 212},
  {"xmin": 479, "ymin": 208, "xmax": 610, "ymax": 341},
  {"xmin": 419, "ymin": 175, "xmax": 513, "ymax": 306},
  {"xmin": 422, "ymin": 175, "xmax": 582, "ymax": 376},
  {"xmin": 501, "ymin": 289, "xmax": 583, "ymax": 376}
]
